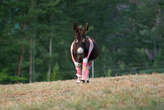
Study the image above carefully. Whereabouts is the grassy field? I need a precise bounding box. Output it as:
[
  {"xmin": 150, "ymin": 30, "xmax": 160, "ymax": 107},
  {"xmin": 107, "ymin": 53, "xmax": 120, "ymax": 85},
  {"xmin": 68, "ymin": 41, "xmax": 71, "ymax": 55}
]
[{"xmin": 0, "ymin": 74, "xmax": 164, "ymax": 110}]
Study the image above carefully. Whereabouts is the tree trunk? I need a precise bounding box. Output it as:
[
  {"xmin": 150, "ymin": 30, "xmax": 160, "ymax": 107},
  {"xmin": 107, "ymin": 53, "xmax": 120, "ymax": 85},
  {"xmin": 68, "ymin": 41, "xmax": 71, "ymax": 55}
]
[
  {"xmin": 17, "ymin": 23, "xmax": 26, "ymax": 76},
  {"xmin": 29, "ymin": 37, "xmax": 33, "ymax": 83},
  {"xmin": 47, "ymin": 13, "xmax": 54, "ymax": 81},
  {"xmin": 18, "ymin": 43, "xmax": 25, "ymax": 76},
  {"xmin": 33, "ymin": 37, "xmax": 35, "ymax": 80},
  {"xmin": 29, "ymin": 0, "xmax": 37, "ymax": 83},
  {"xmin": 47, "ymin": 36, "xmax": 53, "ymax": 81},
  {"xmin": 144, "ymin": 1, "xmax": 160, "ymax": 62}
]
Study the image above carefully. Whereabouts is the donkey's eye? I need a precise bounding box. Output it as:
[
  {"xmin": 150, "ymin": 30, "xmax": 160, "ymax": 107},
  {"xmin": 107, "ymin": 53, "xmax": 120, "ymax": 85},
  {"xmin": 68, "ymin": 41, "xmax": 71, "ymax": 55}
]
[{"xmin": 75, "ymin": 39, "xmax": 78, "ymax": 43}]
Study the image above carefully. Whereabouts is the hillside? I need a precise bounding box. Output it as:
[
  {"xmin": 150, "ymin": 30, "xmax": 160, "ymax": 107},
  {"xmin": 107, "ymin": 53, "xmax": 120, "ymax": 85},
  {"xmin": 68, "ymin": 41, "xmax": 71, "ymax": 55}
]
[{"xmin": 0, "ymin": 74, "xmax": 164, "ymax": 110}]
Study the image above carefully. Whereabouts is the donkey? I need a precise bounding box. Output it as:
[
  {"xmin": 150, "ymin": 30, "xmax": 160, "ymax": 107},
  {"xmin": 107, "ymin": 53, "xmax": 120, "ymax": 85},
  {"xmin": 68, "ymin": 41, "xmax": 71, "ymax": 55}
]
[{"xmin": 70, "ymin": 23, "xmax": 99, "ymax": 83}]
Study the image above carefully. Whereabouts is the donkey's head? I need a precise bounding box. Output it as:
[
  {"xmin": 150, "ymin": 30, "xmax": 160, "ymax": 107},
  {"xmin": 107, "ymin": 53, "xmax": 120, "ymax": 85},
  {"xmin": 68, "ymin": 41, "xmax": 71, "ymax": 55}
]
[
  {"xmin": 73, "ymin": 23, "xmax": 89, "ymax": 62},
  {"xmin": 74, "ymin": 22, "xmax": 88, "ymax": 42}
]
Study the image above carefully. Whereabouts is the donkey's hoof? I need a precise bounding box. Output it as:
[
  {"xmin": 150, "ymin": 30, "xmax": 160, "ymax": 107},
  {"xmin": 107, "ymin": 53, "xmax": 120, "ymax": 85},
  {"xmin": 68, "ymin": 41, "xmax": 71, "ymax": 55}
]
[
  {"xmin": 81, "ymin": 80, "xmax": 89, "ymax": 83},
  {"xmin": 76, "ymin": 79, "xmax": 81, "ymax": 83},
  {"xmin": 81, "ymin": 80, "xmax": 85, "ymax": 83}
]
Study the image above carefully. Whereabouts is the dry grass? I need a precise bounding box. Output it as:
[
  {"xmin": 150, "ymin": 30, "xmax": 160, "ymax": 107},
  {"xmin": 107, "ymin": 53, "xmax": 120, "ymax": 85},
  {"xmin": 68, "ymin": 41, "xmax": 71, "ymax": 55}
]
[{"xmin": 0, "ymin": 73, "xmax": 164, "ymax": 110}]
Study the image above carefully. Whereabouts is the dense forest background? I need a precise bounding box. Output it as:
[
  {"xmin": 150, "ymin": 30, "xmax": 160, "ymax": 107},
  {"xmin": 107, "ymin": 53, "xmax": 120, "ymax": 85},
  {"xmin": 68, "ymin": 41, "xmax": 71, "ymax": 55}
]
[{"xmin": 0, "ymin": 0, "xmax": 164, "ymax": 84}]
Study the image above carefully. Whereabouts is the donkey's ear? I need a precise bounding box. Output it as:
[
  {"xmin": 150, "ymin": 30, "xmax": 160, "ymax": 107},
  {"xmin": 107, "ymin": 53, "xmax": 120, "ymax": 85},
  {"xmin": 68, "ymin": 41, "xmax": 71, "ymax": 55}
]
[
  {"xmin": 85, "ymin": 23, "xmax": 88, "ymax": 31},
  {"xmin": 73, "ymin": 22, "xmax": 78, "ymax": 31}
]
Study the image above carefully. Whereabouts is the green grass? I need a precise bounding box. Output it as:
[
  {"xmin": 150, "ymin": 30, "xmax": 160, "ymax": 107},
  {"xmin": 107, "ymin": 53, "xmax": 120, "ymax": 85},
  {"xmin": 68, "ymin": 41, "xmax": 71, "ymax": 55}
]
[{"xmin": 0, "ymin": 74, "xmax": 164, "ymax": 110}]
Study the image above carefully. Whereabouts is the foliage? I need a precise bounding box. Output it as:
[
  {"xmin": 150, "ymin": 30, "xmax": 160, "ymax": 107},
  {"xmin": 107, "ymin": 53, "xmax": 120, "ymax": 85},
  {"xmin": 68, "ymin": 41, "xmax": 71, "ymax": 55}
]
[
  {"xmin": 0, "ymin": 69, "xmax": 27, "ymax": 84},
  {"xmin": 50, "ymin": 63, "xmax": 60, "ymax": 81}
]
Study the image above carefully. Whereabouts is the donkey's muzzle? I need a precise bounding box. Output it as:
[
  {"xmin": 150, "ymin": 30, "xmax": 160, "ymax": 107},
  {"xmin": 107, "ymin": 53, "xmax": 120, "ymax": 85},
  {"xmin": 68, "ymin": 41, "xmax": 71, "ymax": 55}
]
[{"xmin": 77, "ymin": 47, "xmax": 84, "ymax": 54}]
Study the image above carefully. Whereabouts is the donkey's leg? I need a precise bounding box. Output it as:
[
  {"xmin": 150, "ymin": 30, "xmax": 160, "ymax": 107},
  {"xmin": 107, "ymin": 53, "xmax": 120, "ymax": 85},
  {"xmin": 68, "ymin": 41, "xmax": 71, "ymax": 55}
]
[
  {"xmin": 74, "ymin": 62, "xmax": 82, "ymax": 83},
  {"xmin": 85, "ymin": 61, "xmax": 92, "ymax": 81},
  {"xmin": 82, "ymin": 58, "xmax": 92, "ymax": 83},
  {"xmin": 82, "ymin": 58, "xmax": 88, "ymax": 81}
]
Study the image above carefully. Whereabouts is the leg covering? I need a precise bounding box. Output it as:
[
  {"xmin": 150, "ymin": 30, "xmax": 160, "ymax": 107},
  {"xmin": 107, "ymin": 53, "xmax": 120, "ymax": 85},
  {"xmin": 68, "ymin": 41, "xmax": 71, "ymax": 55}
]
[
  {"xmin": 85, "ymin": 62, "xmax": 92, "ymax": 80},
  {"xmin": 74, "ymin": 62, "xmax": 82, "ymax": 82}
]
